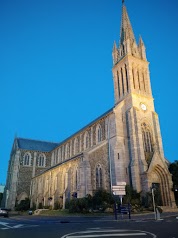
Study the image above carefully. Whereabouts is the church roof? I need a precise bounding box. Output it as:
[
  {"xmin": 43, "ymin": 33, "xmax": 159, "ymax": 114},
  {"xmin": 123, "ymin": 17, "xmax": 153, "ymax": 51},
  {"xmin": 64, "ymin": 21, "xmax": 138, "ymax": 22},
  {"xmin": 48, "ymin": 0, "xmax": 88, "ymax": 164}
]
[
  {"xmin": 15, "ymin": 108, "xmax": 113, "ymax": 153},
  {"xmin": 16, "ymin": 138, "xmax": 59, "ymax": 152}
]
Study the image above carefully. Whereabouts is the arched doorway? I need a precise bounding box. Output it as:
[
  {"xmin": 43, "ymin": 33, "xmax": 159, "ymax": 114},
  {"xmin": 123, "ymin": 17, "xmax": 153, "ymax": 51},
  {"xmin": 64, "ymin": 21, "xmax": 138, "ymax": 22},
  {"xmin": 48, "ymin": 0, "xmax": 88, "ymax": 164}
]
[{"xmin": 151, "ymin": 165, "xmax": 172, "ymax": 206}]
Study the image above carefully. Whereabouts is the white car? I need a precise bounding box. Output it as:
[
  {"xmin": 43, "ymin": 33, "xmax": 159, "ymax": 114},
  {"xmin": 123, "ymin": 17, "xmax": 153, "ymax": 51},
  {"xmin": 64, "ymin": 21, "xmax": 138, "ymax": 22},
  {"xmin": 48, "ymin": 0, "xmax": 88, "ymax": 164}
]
[{"xmin": 0, "ymin": 208, "xmax": 9, "ymax": 217}]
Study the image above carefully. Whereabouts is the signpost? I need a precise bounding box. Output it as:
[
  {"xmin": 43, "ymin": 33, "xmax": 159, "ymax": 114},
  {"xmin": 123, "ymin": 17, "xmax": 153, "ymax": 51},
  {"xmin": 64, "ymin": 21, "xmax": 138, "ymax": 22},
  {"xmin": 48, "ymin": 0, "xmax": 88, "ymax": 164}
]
[
  {"xmin": 112, "ymin": 182, "xmax": 127, "ymax": 220},
  {"xmin": 112, "ymin": 182, "xmax": 126, "ymax": 203}
]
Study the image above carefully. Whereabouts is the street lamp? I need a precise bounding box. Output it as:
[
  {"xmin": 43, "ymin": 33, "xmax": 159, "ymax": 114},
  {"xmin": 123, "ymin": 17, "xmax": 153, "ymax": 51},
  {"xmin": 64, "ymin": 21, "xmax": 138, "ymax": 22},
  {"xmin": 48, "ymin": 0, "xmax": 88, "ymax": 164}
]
[
  {"xmin": 174, "ymin": 185, "xmax": 178, "ymax": 206},
  {"xmin": 151, "ymin": 185, "xmax": 157, "ymax": 220}
]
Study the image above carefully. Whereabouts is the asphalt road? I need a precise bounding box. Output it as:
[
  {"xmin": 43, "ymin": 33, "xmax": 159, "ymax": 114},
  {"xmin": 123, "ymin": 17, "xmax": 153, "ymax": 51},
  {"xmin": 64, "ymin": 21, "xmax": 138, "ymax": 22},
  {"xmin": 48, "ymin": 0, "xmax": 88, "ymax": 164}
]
[{"xmin": 0, "ymin": 213, "xmax": 178, "ymax": 238}]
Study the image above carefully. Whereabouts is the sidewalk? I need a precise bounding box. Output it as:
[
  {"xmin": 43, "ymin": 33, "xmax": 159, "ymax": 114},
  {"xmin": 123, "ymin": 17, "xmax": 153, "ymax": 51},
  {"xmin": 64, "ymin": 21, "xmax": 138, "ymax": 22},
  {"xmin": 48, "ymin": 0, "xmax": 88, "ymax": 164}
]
[{"xmin": 109, "ymin": 211, "xmax": 178, "ymax": 221}]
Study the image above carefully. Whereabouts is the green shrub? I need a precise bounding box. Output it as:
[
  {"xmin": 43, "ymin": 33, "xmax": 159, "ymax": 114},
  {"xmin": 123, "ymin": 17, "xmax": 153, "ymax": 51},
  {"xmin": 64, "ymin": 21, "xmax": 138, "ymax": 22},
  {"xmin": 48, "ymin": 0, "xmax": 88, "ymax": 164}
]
[
  {"xmin": 15, "ymin": 198, "xmax": 30, "ymax": 211},
  {"xmin": 38, "ymin": 203, "xmax": 43, "ymax": 209},
  {"xmin": 69, "ymin": 198, "xmax": 89, "ymax": 213},
  {"xmin": 54, "ymin": 201, "xmax": 60, "ymax": 210}
]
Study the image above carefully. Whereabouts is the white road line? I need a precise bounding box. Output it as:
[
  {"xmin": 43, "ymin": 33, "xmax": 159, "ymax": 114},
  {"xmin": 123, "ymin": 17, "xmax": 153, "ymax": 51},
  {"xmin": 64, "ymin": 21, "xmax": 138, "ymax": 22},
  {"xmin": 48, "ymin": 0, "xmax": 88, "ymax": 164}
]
[
  {"xmin": 0, "ymin": 222, "xmax": 12, "ymax": 229},
  {"xmin": 13, "ymin": 224, "xmax": 24, "ymax": 228},
  {"xmin": 66, "ymin": 233, "xmax": 147, "ymax": 237},
  {"xmin": 0, "ymin": 222, "xmax": 39, "ymax": 230},
  {"xmin": 61, "ymin": 229, "xmax": 157, "ymax": 238},
  {"xmin": 73, "ymin": 230, "xmax": 131, "ymax": 234}
]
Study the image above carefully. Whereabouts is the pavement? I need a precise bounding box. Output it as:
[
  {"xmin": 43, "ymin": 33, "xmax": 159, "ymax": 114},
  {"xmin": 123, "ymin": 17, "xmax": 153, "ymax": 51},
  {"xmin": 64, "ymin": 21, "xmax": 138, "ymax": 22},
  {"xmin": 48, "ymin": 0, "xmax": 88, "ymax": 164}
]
[{"xmin": 8, "ymin": 210, "xmax": 178, "ymax": 222}]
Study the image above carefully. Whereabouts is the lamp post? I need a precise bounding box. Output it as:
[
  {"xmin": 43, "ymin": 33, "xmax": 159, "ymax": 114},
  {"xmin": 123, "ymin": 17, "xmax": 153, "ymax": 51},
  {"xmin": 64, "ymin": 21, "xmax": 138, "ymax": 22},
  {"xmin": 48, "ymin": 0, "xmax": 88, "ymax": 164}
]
[
  {"xmin": 174, "ymin": 185, "xmax": 178, "ymax": 205},
  {"xmin": 151, "ymin": 186, "xmax": 157, "ymax": 220}
]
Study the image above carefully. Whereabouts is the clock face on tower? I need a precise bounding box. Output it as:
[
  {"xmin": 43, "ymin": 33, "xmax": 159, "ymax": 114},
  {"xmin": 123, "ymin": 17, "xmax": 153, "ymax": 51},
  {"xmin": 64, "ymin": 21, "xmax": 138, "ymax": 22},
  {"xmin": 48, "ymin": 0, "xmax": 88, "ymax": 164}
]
[{"xmin": 140, "ymin": 103, "xmax": 147, "ymax": 111}]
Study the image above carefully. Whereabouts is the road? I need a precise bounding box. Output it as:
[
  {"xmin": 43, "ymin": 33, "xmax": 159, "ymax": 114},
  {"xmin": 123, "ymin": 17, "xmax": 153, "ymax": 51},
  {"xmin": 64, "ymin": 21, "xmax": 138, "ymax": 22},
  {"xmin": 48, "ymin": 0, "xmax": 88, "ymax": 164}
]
[{"xmin": 0, "ymin": 213, "xmax": 178, "ymax": 238}]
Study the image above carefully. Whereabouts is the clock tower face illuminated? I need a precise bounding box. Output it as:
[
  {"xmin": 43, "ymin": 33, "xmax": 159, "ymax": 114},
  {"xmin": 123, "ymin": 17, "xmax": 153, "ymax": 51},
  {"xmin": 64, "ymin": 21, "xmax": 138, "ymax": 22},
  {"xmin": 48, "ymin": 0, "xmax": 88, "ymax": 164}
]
[{"xmin": 140, "ymin": 103, "xmax": 147, "ymax": 111}]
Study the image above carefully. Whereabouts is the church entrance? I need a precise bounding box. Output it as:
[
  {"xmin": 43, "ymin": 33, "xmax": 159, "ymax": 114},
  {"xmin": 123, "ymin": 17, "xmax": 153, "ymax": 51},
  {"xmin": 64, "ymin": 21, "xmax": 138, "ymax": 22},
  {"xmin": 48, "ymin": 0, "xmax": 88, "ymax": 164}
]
[
  {"xmin": 152, "ymin": 183, "xmax": 163, "ymax": 206},
  {"xmin": 151, "ymin": 165, "xmax": 172, "ymax": 206}
]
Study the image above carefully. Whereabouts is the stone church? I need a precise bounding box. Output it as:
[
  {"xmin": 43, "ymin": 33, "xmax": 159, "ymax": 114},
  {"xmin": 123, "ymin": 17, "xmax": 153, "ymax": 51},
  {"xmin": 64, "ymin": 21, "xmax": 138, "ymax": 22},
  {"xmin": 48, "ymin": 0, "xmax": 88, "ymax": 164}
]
[{"xmin": 3, "ymin": 2, "xmax": 176, "ymax": 210}]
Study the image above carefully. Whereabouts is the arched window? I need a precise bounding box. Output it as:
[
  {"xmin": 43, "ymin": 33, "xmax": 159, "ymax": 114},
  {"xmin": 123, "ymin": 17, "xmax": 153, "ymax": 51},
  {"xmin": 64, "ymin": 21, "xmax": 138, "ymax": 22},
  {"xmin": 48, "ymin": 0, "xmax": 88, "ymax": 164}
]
[
  {"xmin": 45, "ymin": 179, "xmax": 49, "ymax": 193},
  {"xmin": 63, "ymin": 174, "xmax": 66, "ymax": 191},
  {"xmin": 117, "ymin": 71, "xmax": 121, "ymax": 98},
  {"xmin": 137, "ymin": 70, "xmax": 141, "ymax": 90},
  {"xmin": 125, "ymin": 64, "xmax": 129, "ymax": 93},
  {"xmin": 66, "ymin": 143, "xmax": 70, "ymax": 159},
  {"xmin": 54, "ymin": 150, "xmax": 58, "ymax": 164},
  {"xmin": 121, "ymin": 67, "xmax": 124, "ymax": 95},
  {"xmin": 75, "ymin": 167, "xmax": 79, "ymax": 190},
  {"xmin": 84, "ymin": 132, "xmax": 89, "ymax": 150},
  {"xmin": 62, "ymin": 145, "xmax": 65, "ymax": 161},
  {"xmin": 96, "ymin": 164, "xmax": 103, "ymax": 189},
  {"xmin": 58, "ymin": 148, "xmax": 61, "ymax": 163},
  {"xmin": 51, "ymin": 152, "xmax": 54, "ymax": 166},
  {"xmin": 132, "ymin": 68, "xmax": 136, "ymax": 89},
  {"xmin": 141, "ymin": 123, "xmax": 154, "ymax": 164},
  {"xmin": 74, "ymin": 138, "xmax": 79, "ymax": 155},
  {"xmin": 23, "ymin": 153, "xmax": 31, "ymax": 166},
  {"xmin": 54, "ymin": 176, "xmax": 57, "ymax": 191},
  {"xmin": 38, "ymin": 154, "xmax": 45, "ymax": 167},
  {"xmin": 97, "ymin": 125, "xmax": 102, "ymax": 143}
]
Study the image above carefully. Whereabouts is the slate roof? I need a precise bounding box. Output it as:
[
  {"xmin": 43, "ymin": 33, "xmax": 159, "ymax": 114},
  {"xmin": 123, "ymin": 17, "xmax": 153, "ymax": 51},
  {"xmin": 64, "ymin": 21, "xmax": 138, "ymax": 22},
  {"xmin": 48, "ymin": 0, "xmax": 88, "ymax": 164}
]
[
  {"xmin": 16, "ymin": 138, "xmax": 59, "ymax": 152},
  {"xmin": 54, "ymin": 107, "xmax": 114, "ymax": 149},
  {"xmin": 15, "ymin": 107, "xmax": 113, "ymax": 153}
]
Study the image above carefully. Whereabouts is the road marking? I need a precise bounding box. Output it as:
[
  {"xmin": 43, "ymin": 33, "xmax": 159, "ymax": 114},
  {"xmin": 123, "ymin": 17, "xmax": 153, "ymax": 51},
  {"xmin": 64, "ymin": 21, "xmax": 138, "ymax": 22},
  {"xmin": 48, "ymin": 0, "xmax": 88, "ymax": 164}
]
[
  {"xmin": 0, "ymin": 222, "xmax": 12, "ymax": 229},
  {"xmin": 13, "ymin": 224, "xmax": 24, "ymax": 228},
  {"xmin": 66, "ymin": 233, "xmax": 147, "ymax": 237},
  {"xmin": 0, "ymin": 222, "xmax": 39, "ymax": 230},
  {"xmin": 61, "ymin": 229, "xmax": 157, "ymax": 238}
]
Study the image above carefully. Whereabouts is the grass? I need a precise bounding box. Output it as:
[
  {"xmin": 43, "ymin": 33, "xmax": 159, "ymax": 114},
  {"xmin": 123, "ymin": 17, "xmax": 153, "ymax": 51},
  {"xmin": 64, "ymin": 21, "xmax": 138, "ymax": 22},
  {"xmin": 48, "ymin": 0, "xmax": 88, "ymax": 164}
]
[{"xmin": 37, "ymin": 209, "xmax": 113, "ymax": 217}]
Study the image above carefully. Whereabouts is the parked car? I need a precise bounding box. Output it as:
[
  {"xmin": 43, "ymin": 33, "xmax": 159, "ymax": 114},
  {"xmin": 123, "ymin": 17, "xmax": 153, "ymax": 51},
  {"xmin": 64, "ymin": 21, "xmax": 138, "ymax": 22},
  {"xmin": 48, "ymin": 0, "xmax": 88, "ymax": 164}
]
[{"xmin": 0, "ymin": 208, "xmax": 9, "ymax": 217}]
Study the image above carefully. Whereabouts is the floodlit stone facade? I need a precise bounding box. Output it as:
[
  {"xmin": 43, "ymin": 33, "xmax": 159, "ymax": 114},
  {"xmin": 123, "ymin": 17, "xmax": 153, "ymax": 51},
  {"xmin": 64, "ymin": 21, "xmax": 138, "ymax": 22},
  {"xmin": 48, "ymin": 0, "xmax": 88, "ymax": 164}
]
[{"xmin": 3, "ymin": 2, "xmax": 176, "ymax": 210}]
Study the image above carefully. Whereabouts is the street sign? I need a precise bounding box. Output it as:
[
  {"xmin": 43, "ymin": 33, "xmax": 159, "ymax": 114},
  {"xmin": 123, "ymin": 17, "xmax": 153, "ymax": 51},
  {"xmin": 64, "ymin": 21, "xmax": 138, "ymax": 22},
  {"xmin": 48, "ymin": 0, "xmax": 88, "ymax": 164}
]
[
  {"xmin": 117, "ymin": 182, "xmax": 126, "ymax": 186},
  {"xmin": 113, "ymin": 190, "xmax": 126, "ymax": 195},
  {"xmin": 112, "ymin": 186, "xmax": 125, "ymax": 191},
  {"xmin": 112, "ymin": 182, "xmax": 126, "ymax": 196}
]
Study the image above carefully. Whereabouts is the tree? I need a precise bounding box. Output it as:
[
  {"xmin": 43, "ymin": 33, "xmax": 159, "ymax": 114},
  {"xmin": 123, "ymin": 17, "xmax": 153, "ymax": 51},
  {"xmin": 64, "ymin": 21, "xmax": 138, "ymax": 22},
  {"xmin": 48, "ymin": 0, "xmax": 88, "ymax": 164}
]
[
  {"xmin": 92, "ymin": 189, "xmax": 114, "ymax": 211},
  {"xmin": 0, "ymin": 193, "xmax": 3, "ymax": 205},
  {"xmin": 169, "ymin": 160, "xmax": 178, "ymax": 205}
]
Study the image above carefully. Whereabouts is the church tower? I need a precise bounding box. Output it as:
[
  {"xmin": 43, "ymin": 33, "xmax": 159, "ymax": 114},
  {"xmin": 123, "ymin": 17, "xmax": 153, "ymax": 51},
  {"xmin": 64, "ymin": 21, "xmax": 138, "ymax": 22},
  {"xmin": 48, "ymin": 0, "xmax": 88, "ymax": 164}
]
[{"xmin": 112, "ymin": 1, "xmax": 175, "ymax": 207}]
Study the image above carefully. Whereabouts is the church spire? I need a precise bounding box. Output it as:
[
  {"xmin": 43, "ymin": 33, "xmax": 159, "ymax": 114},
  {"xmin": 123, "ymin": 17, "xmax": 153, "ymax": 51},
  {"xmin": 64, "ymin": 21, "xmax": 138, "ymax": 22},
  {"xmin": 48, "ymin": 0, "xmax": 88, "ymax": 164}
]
[
  {"xmin": 120, "ymin": 3, "xmax": 136, "ymax": 46},
  {"xmin": 112, "ymin": 2, "xmax": 145, "ymax": 65}
]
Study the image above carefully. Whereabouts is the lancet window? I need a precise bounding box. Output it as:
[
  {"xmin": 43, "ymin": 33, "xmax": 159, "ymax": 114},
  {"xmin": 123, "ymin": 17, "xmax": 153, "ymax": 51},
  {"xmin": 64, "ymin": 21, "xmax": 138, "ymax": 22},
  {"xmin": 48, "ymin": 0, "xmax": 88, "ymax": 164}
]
[
  {"xmin": 97, "ymin": 125, "xmax": 102, "ymax": 143},
  {"xmin": 84, "ymin": 132, "xmax": 89, "ymax": 150},
  {"xmin": 96, "ymin": 164, "xmax": 103, "ymax": 189},
  {"xmin": 23, "ymin": 153, "xmax": 31, "ymax": 166},
  {"xmin": 141, "ymin": 123, "xmax": 154, "ymax": 164},
  {"xmin": 38, "ymin": 154, "xmax": 45, "ymax": 167}
]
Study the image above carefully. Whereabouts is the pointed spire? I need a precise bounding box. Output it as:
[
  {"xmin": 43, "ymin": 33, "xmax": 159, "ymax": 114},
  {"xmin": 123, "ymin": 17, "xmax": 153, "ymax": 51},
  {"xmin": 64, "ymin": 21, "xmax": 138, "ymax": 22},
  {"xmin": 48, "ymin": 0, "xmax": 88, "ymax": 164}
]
[
  {"xmin": 113, "ymin": 41, "xmax": 117, "ymax": 51},
  {"xmin": 138, "ymin": 36, "xmax": 147, "ymax": 60},
  {"xmin": 112, "ymin": 41, "xmax": 118, "ymax": 65},
  {"xmin": 120, "ymin": 4, "xmax": 136, "ymax": 46},
  {"xmin": 139, "ymin": 36, "xmax": 144, "ymax": 46}
]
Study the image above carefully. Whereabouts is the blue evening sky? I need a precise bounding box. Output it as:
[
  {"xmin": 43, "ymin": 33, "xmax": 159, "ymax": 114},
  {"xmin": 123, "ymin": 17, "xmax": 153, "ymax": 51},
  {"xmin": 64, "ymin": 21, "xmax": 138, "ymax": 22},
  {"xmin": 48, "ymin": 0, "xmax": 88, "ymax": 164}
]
[{"xmin": 0, "ymin": 0, "xmax": 178, "ymax": 185}]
